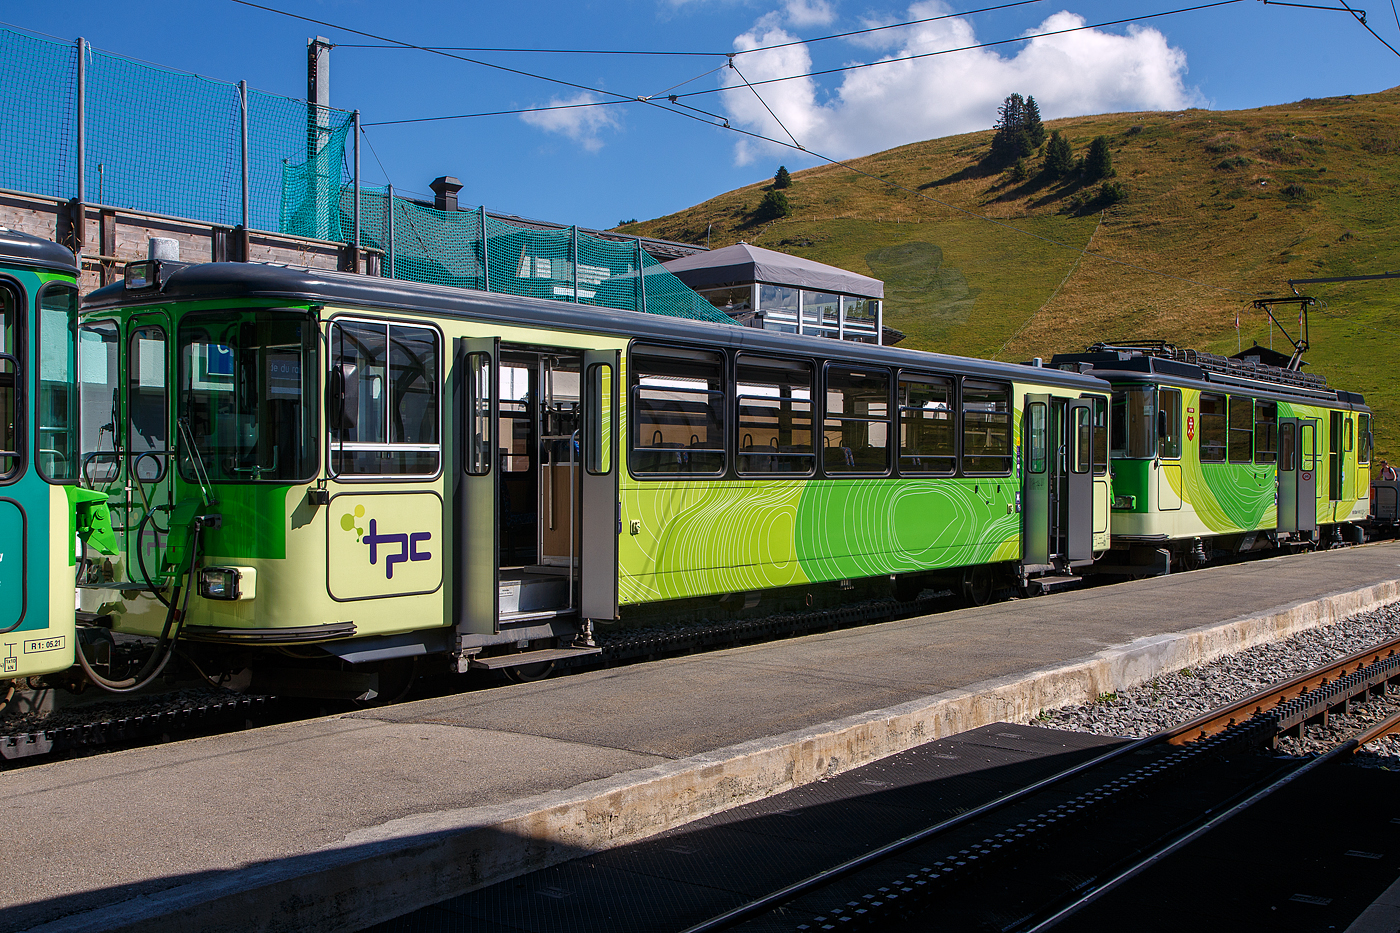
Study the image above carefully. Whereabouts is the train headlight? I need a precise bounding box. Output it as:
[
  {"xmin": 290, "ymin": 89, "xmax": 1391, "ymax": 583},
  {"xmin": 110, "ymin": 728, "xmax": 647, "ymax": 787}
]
[{"xmin": 198, "ymin": 566, "xmax": 257, "ymax": 601}]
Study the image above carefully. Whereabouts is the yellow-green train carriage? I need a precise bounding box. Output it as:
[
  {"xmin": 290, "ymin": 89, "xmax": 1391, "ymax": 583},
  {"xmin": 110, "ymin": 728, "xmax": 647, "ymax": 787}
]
[
  {"xmin": 1052, "ymin": 342, "xmax": 1371, "ymax": 574},
  {"xmin": 63, "ymin": 254, "xmax": 1111, "ymax": 696}
]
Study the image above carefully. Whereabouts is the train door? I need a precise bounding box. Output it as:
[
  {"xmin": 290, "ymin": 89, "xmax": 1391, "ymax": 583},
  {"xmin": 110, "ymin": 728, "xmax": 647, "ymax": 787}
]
[
  {"xmin": 1328, "ymin": 411, "xmax": 1344, "ymax": 509},
  {"xmin": 457, "ymin": 337, "xmax": 500, "ymax": 633},
  {"xmin": 1298, "ymin": 419, "xmax": 1319, "ymax": 533},
  {"xmin": 122, "ymin": 314, "xmax": 173, "ymax": 590},
  {"xmin": 580, "ymin": 350, "xmax": 618, "ymax": 622},
  {"xmin": 1022, "ymin": 395, "xmax": 1050, "ymax": 565},
  {"xmin": 1065, "ymin": 399, "xmax": 1094, "ymax": 562},
  {"xmin": 1277, "ymin": 419, "xmax": 1298, "ymax": 533}
]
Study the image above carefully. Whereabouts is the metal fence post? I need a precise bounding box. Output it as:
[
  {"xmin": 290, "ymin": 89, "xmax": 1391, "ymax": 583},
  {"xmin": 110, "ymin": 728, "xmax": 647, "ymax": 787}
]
[
  {"xmin": 73, "ymin": 37, "xmax": 87, "ymax": 258},
  {"xmin": 239, "ymin": 80, "xmax": 249, "ymax": 231},
  {"xmin": 571, "ymin": 224, "xmax": 579, "ymax": 303},
  {"xmin": 635, "ymin": 239, "xmax": 646, "ymax": 314},
  {"xmin": 386, "ymin": 184, "xmax": 395, "ymax": 279},
  {"xmin": 479, "ymin": 205, "xmax": 489, "ymax": 292},
  {"xmin": 352, "ymin": 110, "xmax": 361, "ymax": 272}
]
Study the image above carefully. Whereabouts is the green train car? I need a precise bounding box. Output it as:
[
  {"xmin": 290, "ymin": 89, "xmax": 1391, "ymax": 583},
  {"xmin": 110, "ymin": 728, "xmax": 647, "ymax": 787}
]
[
  {"xmin": 0, "ymin": 229, "xmax": 89, "ymax": 683},
  {"xmin": 1052, "ymin": 342, "xmax": 1371, "ymax": 573},
  {"xmin": 59, "ymin": 253, "xmax": 1109, "ymax": 695}
]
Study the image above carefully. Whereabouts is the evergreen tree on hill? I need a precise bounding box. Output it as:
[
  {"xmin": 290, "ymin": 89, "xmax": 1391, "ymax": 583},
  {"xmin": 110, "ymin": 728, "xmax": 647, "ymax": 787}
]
[
  {"xmin": 1043, "ymin": 131, "xmax": 1074, "ymax": 177},
  {"xmin": 989, "ymin": 93, "xmax": 1036, "ymax": 167},
  {"xmin": 773, "ymin": 165, "xmax": 792, "ymax": 189},
  {"xmin": 1084, "ymin": 136, "xmax": 1114, "ymax": 181},
  {"xmin": 1024, "ymin": 96, "xmax": 1046, "ymax": 149},
  {"xmin": 755, "ymin": 189, "xmax": 792, "ymax": 222}
]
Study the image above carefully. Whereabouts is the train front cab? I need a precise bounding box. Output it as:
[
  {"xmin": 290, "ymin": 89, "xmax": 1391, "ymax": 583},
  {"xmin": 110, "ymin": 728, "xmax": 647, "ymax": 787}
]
[{"xmin": 0, "ymin": 231, "xmax": 82, "ymax": 683}]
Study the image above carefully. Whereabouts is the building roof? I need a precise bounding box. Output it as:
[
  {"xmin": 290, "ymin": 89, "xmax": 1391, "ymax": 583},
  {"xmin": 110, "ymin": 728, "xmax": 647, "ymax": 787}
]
[{"xmin": 661, "ymin": 242, "xmax": 884, "ymax": 299}]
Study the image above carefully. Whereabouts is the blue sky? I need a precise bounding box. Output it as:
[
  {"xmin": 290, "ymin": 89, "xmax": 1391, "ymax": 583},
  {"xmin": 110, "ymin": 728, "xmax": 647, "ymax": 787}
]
[{"xmin": 5, "ymin": 1, "xmax": 1399, "ymax": 233}]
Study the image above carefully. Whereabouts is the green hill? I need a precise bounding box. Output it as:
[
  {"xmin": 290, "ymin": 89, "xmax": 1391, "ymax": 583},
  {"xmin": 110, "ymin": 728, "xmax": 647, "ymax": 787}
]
[{"xmin": 622, "ymin": 88, "xmax": 1400, "ymax": 462}]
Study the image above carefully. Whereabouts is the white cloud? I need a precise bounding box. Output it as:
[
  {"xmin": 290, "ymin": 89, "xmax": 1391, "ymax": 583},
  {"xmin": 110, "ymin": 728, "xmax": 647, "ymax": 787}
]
[
  {"xmin": 519, "ymin": 92, "xmax": 622, "ymax": 152},
  {"xmin": 783, "ymin": 0, "xmax": 836, "ymax": 27},
  {"xmin": 721, "ymin": 2, "xmax": 1203, "ymax": 165}
]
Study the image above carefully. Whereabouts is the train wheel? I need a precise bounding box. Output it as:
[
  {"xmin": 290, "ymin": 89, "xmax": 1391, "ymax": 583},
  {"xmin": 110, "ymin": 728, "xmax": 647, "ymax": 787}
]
[
  {"xmin": 504, "ymin": 659, "xmax": 557, "ymax": 684},
  {"xmin": 961, "ymin": 566, "xmax": 996, "ymax": 607}
]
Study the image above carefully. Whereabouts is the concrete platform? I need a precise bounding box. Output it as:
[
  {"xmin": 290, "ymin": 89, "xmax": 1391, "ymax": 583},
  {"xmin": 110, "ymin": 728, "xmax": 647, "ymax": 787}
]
[{"xmin": 6, "ymin": 543, "xmax": 1400, "ymax": 933}]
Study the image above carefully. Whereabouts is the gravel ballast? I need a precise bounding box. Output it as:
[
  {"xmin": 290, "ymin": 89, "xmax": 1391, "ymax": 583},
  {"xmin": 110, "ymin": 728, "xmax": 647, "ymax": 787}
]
[{"xmin": 1036, "ymin": 600, "xmax": 1400, "ymax": 766}]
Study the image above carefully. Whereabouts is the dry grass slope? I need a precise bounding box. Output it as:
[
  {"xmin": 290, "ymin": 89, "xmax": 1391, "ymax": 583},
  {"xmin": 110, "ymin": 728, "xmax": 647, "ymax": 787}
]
[{"xmin": 622, "ymin": 88, "xmax": 1400, "ymax": 460}]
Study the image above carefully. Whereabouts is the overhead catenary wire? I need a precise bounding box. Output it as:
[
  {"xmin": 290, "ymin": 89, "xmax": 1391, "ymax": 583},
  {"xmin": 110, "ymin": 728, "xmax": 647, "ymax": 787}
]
[{"xmin": 1335, "ymin": 0, "xmax": 1400, "ymax": 54}]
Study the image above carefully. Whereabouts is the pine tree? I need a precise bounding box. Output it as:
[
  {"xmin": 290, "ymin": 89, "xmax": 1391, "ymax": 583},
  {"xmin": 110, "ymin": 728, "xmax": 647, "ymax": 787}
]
[
  {"xmin": 1023, "ymin": 96, "xmax": 1046, "ymax": 149},
  {"xmin": 755, "ymin": 189, "xmax": 791, "ymax": 222},
  {"xmin": 989, "ymin": 93, "xmax": 1035, "ymax": 167},
  {"xmin": 1084, "ymin": 136, "xmax": 1114, "ymax": 181},
  {"xmin": 1043, "ymin": 131, "xmax": 1074, "ymax": 177},
  {"xmin": 773, "ymin": 165, "xmax": 792, "ymax": 189}
]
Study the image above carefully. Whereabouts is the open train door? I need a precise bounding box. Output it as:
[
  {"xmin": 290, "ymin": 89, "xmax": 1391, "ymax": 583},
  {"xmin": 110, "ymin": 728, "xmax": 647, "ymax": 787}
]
[
  {"xmin": 456, "ymin": 337, "xmax": 500, "ymax": 634},
  {"xmin": 580, "ymin": 350, "xmax": 619, "ymax": 622},
  {"xmin": 1022, "ymin": 394, "xmax": 1051, "ymax": 566},
  {"xmin": 1065, "ymin": 399, "xmax": 1094, "ymax": 562}
]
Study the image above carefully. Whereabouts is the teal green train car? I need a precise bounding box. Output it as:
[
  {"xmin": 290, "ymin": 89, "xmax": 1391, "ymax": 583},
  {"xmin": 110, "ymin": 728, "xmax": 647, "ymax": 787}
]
[
  {"xmin": 42, "ymin": 253, "xmax": 1111, "ymax": 696},
  {"xmin": 1051, "ymin": 343, "xmax": 1371, "ymax": 573},
  {"xmin": 0, "ymin": 229, "xmax": 93, "ymax": 682}
]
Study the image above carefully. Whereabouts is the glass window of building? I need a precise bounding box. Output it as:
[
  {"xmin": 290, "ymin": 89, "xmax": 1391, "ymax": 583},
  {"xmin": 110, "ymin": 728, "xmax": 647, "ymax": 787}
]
[
  {"xmin": 842, "ymin": 297, "xmax": 880, "ymax": 343},
  {"xmin": 698, "ymin": 285, "xmax": 754, "ymax": 315},
  {"xmin": 803, "ymin": 292, "xmax": 840, "ymax": 339},
  {"xmin": 757, "ymin": 285, "xmax": 799, "ymax": 334}
]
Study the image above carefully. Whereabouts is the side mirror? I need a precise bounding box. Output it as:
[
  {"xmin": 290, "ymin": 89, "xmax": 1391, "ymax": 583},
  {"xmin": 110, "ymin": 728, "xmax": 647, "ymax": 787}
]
[
  {"xmin": 1157, "ymin": 408, "xmax": 1168, "ymax": 439},
  {"xmin": 327, "ymin": 362, "xmax": 358, "ymax": 434}
]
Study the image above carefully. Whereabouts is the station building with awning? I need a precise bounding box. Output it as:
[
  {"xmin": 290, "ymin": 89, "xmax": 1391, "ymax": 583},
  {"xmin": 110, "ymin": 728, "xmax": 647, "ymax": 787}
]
[{"xmin": 662, "ymin": 242, "xmax": 895, "ymax": 345}]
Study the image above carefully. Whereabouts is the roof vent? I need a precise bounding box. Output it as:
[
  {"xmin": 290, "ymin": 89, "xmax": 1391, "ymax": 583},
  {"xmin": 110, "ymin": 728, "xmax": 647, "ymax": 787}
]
[{"xmin": 148, "ymin": 238, "xmax": 180, "ymax": 262}]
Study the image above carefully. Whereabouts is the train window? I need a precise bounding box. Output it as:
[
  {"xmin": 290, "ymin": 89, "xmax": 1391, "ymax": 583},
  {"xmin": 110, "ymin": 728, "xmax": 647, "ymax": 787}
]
[
  {"xmin": 178, "ymin": 310, "xmax": 317, "ymax": 483},
  {"xmin": 1071, "ymin": 405, "xmax": 1091, "ymax": 474},
  {"xmin": 1109, "ymin": 387, "xmax": 1155, "ymax": 459},
  {"xmin": 1359, "ymin": 414, "xmax": 1372, "ymax": 464},
  {"xmin": 1228, "ymin": 396, "xmax": 1254, "ymax": 463},
  {"xmin": 898, "ymin": 374, "xmax": 954, "ymax": 476},
  {"xmin": 1158, "ymin": 388, "xmax": 1182, "ymax": 460},
  {"xmin": 329, "ymin": 320, "xmax": 440, "ymax": 477},
  {"xmin": 0, "ymin": 286, "xmax": 18, "ymax": 480},
  {"xmin": 1092, "ymin": 397, "xmax": 1108, "ymax": 475},
  {"xmin": 1346, "ymin": 417, "xmax": 1355, "ymax": 452},
  {"xmin": 78, "ymin": 320, "xmax": 122, "ymax": 486},
  {"xmin": 585, "ymin": 361, "xmax": 613, "ymax": 476},
  {"xmin": 1279, "ymin": 422, "xmax": 1296, "ymax": 472},
  {"xmin": 630, "ymin": 345, "xmax": 725, "ymax": 476},
  {"xmin": 465, "ymin": 352, "xmax": 492, "ymax": 476},
  {"xmin": 127, "ymin": 325, "xmax": 167, "ymax": 482},
  {"xmin": 736, "ymin": 355, "xmax": 814, "ymax": 476},
  {"xmin": 1199, "ymin": 394, "xmax": 1227, "ymax": 463},
  {"xmin": 36, "ymin": 283, "xmax": 78, "ymax": 482},
  {"xmin": 824, "ymin": 365, "xmax": 890, "ymax": 474},
  {"xmin": 1026, "ymin": 402, "xmax": 1047, "ymax": 474},
  {"xmin": 962, "ymin": 380, "xmax": 1011, "ymax": 475},
  {"xmin": 1254, "ymin": 401, "xmax": 1278, "ymax": 464}
]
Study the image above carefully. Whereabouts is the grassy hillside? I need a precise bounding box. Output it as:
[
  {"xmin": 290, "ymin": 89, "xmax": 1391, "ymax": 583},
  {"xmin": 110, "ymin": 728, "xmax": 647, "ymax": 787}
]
[{"xmin": 622, "ymin": 89, "xmax": 1400, "ymax": 462}]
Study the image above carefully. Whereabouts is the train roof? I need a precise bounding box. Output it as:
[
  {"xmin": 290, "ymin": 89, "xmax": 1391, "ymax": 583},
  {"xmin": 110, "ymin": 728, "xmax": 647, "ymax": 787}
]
[
  {"xmin": 1050, "ymin": 344, "xmax": 1365, "ymax": 408},
  {"xmin": 85, "ymin": 260, "xmax": 1109, "ymax": 393},
  {"xmin": 0, "ymin": 228, "xmax": 78, "ymax": 274}
]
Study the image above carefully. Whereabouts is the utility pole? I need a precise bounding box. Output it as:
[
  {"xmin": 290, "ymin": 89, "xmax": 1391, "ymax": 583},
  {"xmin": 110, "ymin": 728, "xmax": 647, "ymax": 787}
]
[{"xmin": 307, "ymin": 36, "xmax": 333, "ymax": 238}]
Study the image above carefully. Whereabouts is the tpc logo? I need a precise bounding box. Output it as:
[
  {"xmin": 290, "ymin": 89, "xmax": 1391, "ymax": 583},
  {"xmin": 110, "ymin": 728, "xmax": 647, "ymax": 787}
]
[{"xmin": 340, "ymin": 505, "xmax": 432, "ymax": 580}]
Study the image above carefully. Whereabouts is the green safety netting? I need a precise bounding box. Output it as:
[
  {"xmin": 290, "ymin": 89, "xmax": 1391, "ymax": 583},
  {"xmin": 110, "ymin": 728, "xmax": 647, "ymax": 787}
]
[
  {"xmin": 0, "ymin": 27, "xmax": 353, "ymax": 233},
  {"xmin": 357, "ymin": 189, "xmax": 735, "ymax": 324},
  {"xmin": 0, "ymin": 29, "xmax": 78, "ymax": 202},
  {"xmin": 0, "ymin": 27, "xmax": 729, "ymax": 326}
]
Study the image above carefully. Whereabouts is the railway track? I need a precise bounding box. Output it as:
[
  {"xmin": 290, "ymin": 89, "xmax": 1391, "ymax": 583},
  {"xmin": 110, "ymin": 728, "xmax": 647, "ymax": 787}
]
[{"xmin": 679, "ymin": 634, "xmax": 1400, "ymax": 932}]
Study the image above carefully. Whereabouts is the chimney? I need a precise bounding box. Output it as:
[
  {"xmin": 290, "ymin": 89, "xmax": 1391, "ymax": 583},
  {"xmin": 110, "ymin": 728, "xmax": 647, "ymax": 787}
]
[{"xmin": 430, "ymin": 176, "xmax": 463, "ymax": 212}]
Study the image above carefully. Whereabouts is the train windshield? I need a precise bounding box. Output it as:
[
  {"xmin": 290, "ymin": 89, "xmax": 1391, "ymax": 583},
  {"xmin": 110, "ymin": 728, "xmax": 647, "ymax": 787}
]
[
  {"xmin": 1109, "ymin": 387, "xmax": 1156, "ymax": 459},
  {"xmin": 178, "ymin": 309, "xmax": 317, "ymax": 483}
]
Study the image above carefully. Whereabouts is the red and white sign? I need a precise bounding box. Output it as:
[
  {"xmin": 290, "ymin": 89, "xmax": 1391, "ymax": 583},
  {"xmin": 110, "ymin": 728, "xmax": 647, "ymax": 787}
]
[{"xmin": 1186, "ymin": 415, "xmax": 1195, "ymax": 442}]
